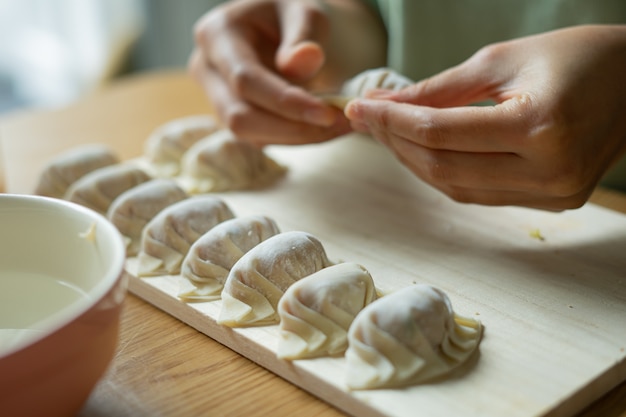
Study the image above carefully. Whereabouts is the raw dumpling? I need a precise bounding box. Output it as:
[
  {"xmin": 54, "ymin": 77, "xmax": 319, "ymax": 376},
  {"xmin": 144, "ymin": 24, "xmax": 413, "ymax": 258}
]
[
  {"xmin": 35, "ymin": 144, "xmax": 119, "ymax": 198},
  {"xmin": 144, "ymin": 114, "xmax": 220, "ymax": 177},
  {"xmin": 217, "ymin": 231, "xmax": 333, "ymax": 328},
  {"xmin": 322, "ymin": 68, "xmax": 414, "ymax": 110},
  {"xmin": 342, "ymin": 67, "xmax": 413, "ymax": 98},
  {"xmin": 178, "ymin": 215, "xmax": 281, "ymax": 302},
  {"xmin": 64, "ymin": 163, "xmax": 151, "ymax": 215},
  {"xmin": 179, "ymin": 129, "xmax": 286, "ymax": 194},
  {"xmin": 107, "ymin": 179, "xmax": 188, "ymax": 256},
  {"xmin": 345, "ymin": 284, "xmax": 482, "ymax": 390},
  {"xmin": 136, "ymin": 196, "xmax": 235, "ymax": 277},
  {"xmin": 277, "ymin": 262, "xmax": 377, "ymax": 360}
]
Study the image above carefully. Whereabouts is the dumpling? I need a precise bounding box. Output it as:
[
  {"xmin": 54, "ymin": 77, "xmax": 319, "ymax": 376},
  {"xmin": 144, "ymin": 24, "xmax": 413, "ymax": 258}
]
[
  {"xmin": 178, "ymin": 215, "xmax": 281, "ymax": 302},
  {"xmin": 64, "ymin": 163, "xmax": 151, "ymax": 215},
  {"xmin": 179, "ymin": 129, "xmax": 286, "ymax": 194},
  {"xmin": 35, "ymin": 144, "xmax": 119, "ymax": 198},
  {"xmin": 136, "ymin": 196, "xmax": 235, "ymax": 277},
  {"xmin": 107, "ymin": 179, "xmax": 188, "ymax": 256},
  {"xmin": 322, "ymin": 68, "xmax": 414, "ymax": 110},
  {"xmin": 144, "ymin": 114, "xmax": 220, "ymax": 177},
  {"xmin": 345, "ymin": 284, "xmax": 482, "ymax": 390},
  {"xmin": 342, "ymin": 67, "xmax": 413, "ymax": 98},
  {"xmin": 277, "ymin": 262, "xmax": 377, "ymax": 360},
  {"xmin": 217, "ymin": 231, "xmax": 333, "ymax": 328}
]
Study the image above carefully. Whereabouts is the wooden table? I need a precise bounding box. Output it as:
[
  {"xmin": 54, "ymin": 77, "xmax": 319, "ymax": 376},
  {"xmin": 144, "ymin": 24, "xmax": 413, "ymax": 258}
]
[{"xmin": 1, "ymin": 70, "xmax": 625, "ymax": 417}]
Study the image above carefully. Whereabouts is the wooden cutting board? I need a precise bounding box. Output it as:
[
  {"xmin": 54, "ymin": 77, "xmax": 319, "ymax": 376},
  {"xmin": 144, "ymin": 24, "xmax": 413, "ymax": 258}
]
[
  {"xmin": 120, "ymin": 134, "xmax": 626, "ymax": 417},
  {"xmin": 2, "ymin": 71, "xmax": 624, "ymax": 416}
]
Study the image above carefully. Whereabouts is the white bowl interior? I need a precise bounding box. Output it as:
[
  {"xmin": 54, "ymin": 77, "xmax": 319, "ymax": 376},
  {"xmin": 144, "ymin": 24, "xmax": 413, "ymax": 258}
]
[{"xmin": 0, "ymin": 195, "xmax": 126, "ymax": 356}]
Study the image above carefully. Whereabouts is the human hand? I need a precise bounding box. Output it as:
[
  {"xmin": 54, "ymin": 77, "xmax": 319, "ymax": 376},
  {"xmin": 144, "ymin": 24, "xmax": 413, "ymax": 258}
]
[
  {"xmin": 345, "ymin": 25, "xmax": 626, "ymax": 210},
  {"xmin": 189, "ymin": 0, "xmax": 384, "ymax": 146}
]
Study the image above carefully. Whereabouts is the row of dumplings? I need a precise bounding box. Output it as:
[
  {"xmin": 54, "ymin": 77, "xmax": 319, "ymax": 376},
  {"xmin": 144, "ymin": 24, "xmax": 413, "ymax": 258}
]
[
  {"xmin": 193, "ymin": 211, "xmax": 482, "ymax": 389},
  {"xmin": 93, "ymin": 177, "xmax": 483, "ymax": 390},
  {"xmin": 35, "ymin": 114, "xmax": 286, "ymax": 207},
  {"xmin": 102, "ymin": 180, "xmax": 483, "ymax": 390}
]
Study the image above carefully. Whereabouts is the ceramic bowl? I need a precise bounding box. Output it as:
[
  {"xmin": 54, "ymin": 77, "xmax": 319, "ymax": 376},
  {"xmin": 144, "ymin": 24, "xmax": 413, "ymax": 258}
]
[{"xmin": 0, "ymin": 194, "xmax": 128, "ymax": 417}]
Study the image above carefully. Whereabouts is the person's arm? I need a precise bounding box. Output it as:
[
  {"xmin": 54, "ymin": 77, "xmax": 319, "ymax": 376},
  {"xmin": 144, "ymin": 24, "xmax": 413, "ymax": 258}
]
[
  {"xmin": 188, "ymin": 0, "xmax": 386, "ymax": 146},
  {"xmin": 345, "ymin": 24, "xmax": 626, "ymax": 210}
]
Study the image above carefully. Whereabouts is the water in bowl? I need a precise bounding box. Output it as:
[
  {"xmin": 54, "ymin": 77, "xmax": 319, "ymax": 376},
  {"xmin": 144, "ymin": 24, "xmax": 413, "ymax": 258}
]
[{"xmin": 0, "ymin": 270, "xmax": 90, "ymax": 353}]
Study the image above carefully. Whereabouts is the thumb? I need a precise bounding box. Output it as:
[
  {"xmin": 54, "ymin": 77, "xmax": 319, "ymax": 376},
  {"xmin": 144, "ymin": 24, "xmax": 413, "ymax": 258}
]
[{"xmin": 275, "ymin": 3, "xmax": 328, "ymax": 81}]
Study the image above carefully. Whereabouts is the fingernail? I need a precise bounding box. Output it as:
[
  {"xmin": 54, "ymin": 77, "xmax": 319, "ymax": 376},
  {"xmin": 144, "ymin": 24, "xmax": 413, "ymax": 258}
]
[{"xmin": 303, "ymin": 107, "xmax": 336, "ymax": 127}]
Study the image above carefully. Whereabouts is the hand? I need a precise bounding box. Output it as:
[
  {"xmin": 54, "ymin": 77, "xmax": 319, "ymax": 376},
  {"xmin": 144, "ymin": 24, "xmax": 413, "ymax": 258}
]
[
  {"xmin": 345, "ymin": 25, "xmax": 626, "ymax": 210},
  {"xmin": 189, "ymin": 0, "xmax": 385, "ymax": 146}
]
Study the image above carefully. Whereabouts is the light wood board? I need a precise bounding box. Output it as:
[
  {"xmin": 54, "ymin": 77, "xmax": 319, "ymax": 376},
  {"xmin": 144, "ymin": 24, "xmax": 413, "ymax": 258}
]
[{"xmin": 125, "ymin": 133, "xmax": 626, "ymax": 417}]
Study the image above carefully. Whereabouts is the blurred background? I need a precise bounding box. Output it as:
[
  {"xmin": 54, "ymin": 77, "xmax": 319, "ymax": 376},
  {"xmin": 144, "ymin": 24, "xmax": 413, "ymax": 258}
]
[{"xmin": 0, "ymin": 0, "xmax": 223, "ymax": 115}]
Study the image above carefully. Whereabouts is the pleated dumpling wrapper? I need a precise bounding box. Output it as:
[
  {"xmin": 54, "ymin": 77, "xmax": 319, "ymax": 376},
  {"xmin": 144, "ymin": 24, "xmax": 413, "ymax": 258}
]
[
  {"xmin": 144, "ymin": 114, "xmax": 220, "ymax": 177},
  {"xmin": 342, "ymin": 67, "xmax": 413, "ymax": 97},
  {"xmin": 178, "ymin": 215, "xmax": 281, "ymax": 302},
  {"xmin": 345, "ymin": 284, "xmax": 482, "ymax": 390},
  {"xmin": 107, "ymin": 179, "xmax": 188, "ymax": 256},
  {"xmin": 35, "ymin": 144, "xmax": 120, "ymax": 198},
  {"xmin": 64, "ymin": 163, "xmax": 152, "ymax": 215},
  {"xmin": 179, "ymin": 129, "xmax": 286, "ymax": 194},
  {"xmin": 322, "ymin": 67, "xmax": 413, "ymax": 110},
  {"xmin": 217, "ymin": 231, "xmax": 333, "ymax": 327},
  {"xmin": 277, "ymin": 262, "xmax": 377, "ymax": 360},
  {"xmin": 136, "ymin": 196, "xmax": 235, "ymax": 277}
]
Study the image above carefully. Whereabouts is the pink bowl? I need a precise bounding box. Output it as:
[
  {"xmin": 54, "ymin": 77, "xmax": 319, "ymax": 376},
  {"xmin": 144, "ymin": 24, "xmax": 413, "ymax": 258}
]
[{"xmin": 0, "ymin": 194, "xmax": 128, "ymax": 417}]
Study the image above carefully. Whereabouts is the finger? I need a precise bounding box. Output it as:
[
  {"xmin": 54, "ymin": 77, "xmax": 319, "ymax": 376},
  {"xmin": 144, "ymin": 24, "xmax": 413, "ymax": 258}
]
[
  {"xmin": 378, "ymin": 134, "xmax": 590, "ymax": 209},
  {"xmin": 379, "ymin": 44, "xmax": 518, "ymax": 107},
  {"xmin": 430, "ymin": 184, "xmax": 586, "ymax": 211},
  {"xmin": 378, "ymin": 133, "xmax": 530, "ymax": 192},
  {"xmin": 195, "ymin": 10, "xmax": 336, "ymax": 128},
  {"xmin": 345, "ymin": 96, "xmax": 534, "ymax": 154},
  {"xmin": 199, "ymin": 66, "xmax": 351, "ymax": 145},
  {"xmin": 277, "ymin": 41, "xmax": 326, "ymax": 82},
  {"xmin": 231, "ymin": 107, "xmax": 352, "ymax": 146},
  {"xmin": 210, "ymin": 30, "xmax": 337, "ymax": 127},
  {"xmin": 276, "ymin": 2, "xmax": 328, "ymax": 81},
  {"xmin": 432, "ymin": 183, "xmax": 590, "ymax": 211}
]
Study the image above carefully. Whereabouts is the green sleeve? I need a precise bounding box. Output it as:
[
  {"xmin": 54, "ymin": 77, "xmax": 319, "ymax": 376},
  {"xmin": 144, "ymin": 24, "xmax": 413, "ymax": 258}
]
[{"xmin": 358, "ymin": 0, "xmax": 379, "ymax": 12}]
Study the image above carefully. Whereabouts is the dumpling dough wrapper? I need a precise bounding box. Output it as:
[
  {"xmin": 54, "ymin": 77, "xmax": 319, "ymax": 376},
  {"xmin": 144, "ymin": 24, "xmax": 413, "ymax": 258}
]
[
  {"xmin": 144, "ymin": 114, "xmax": 220, "ymax": 177},
  {"xmin": 277, "ymin": 262, "xmax": 377, "ymax": 360},
  {"xmin": 136, "ymin": 196, "xmax": 235, "ymax": 277},
  {"xmin": 218, "ymin": 231, "xmax": 333, "ymax": 328},
  {"xmin": 179, "ymin": 129, "xmax": 286, "ymax": 194},
  {"xmin": 35, "ymin": 143, "xmax": 120, "ymax": 198},
  {"xmin": 107, "ymin": 179, "xmax": 188, "ymax": 256},
  {"xmin": 345, "ymin": 284, "xmax": 482, "ymax": 390},
  {"xmin": 64, "ymin": 163, "xmax": 152, "ymax": 215},
  {"xmin": 321, "ymin": 67, "xmax": 413, "ymax": 110},
  {"xmin": 178, "ymin": 215, "xmax": 281, "ymax": 302}
]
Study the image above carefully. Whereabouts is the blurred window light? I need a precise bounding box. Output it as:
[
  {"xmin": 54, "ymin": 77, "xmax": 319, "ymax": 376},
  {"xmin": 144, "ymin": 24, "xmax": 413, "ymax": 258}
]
[{"xmin": 0, "ymin": 0, "xmax": 143, "ymax": 112}]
